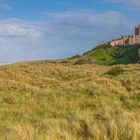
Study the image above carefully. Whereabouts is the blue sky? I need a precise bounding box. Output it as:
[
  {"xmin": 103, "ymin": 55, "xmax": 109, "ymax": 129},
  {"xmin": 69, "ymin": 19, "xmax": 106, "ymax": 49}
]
[{"xmin": 0, "ymin": 0, "xmax": 140, "ymax": 62}]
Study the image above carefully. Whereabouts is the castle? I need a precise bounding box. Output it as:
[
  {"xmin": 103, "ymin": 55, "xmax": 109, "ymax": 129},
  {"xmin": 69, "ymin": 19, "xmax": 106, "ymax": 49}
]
[{"xmin": 110, "ymin": 25, "xmax": 140, "ymax": 46}]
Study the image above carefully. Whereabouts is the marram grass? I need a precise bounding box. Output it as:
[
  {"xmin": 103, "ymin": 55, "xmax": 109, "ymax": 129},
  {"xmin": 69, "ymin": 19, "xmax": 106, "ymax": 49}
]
[{"xmin": 0, "ymin": 62, "xmax": 139, "ymax": 140}]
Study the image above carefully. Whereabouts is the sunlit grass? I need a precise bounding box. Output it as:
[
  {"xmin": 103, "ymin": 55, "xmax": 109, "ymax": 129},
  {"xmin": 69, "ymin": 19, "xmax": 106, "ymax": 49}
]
[{"xmin": 0, "ymin": 62, "xmax": 139, "ymax": 139}]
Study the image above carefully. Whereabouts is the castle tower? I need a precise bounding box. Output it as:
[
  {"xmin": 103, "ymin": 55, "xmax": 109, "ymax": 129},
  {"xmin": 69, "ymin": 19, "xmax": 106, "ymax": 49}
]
[{"xmin": 135, "ymin": 25, "xmax": 140, "ymax": 36}]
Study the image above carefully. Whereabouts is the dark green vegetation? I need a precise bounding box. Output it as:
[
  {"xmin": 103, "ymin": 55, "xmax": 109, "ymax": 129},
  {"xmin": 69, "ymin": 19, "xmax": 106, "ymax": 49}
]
[
  {"xmin": 0, "ymin": 62, "xmax": 140, "ymax": 139},
  {"xmin": 105, "ymin": 66, "xmax": 124, "ymax": 76},
  {"xmin": 72, "ymin": 44, "xmax": 140, "ymax": 65}
]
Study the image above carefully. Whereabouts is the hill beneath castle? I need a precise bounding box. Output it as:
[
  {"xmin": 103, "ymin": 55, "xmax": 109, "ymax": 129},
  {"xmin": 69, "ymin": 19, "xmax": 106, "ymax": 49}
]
[{"xmin": 64, "ymin": 44, "xmax": 140, "ymax": 65}]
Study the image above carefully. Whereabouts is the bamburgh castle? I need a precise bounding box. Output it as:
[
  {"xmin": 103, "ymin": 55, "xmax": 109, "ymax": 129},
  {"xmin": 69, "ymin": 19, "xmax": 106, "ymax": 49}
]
[{"xmin": 110, "ymin": 25, "xmax": 140, "ymax": 46}]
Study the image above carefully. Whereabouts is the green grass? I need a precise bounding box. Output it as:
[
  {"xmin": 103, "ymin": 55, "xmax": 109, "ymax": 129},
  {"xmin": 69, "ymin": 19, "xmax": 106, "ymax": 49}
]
[
  {"xmin": 73, "ymin": 44, "xmax": 140, "ymax": 65},
  {"xmin": 0, "ymin": 62, "xmax": 139, "ymax": 139}
]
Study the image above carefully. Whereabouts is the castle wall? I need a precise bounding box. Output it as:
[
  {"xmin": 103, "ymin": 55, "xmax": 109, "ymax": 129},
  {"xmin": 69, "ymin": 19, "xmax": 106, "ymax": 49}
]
[
  {"xmin": 128, "ymin": 36, "xmax": 136, "ymax": 45},
  {"xmin": 115, "ymin": 39, "xmax": 124, "ymax": 46},
  {"xmin": 110, "ymin": 24, "xmax": 140, "ymax": 46},
  {"xmin": 135, "ymin": 35, "xmax": 140, "ymax": 44}
]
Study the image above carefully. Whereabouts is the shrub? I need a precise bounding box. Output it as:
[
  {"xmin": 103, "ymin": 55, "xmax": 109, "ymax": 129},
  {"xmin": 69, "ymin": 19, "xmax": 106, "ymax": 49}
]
[
  {"xmin": 70, "ymin": 54, "xmax": 81, "ymax": 59},
  {"xmin": 106, "ymin": 66, "xmax": 124, "ymax": 76},
  {"xmin": 74, "ymin": 60, "xmax": 89, "ymax": 65},
  {"xmin": 61, "ymin": 61, "xmax": 69, "ymax": 64}
]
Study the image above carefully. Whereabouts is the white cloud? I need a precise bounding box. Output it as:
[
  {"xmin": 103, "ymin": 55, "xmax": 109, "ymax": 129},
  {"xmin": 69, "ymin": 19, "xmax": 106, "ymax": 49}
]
[
  {"xmin": 0, "ymin": 10, "xmax": 136, "ymax": 62},
  {"xmin": 0, "ymin": 19, "xmax": 42, "ymax": 38},
  {"xmin": 42, "ymin": 10, "xmax": 135, "ymax": 40},
  {"xmin": 104, "ymin": 0, "xmax": 140, "ymax": 10},
  {"xmin": 0, "ymin": 3, "xmax": 12, "ymax": 10}
]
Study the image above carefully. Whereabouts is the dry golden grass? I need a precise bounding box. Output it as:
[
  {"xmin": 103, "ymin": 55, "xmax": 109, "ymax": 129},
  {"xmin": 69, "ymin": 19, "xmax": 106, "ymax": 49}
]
[{"xmin": 0, "ymin": 61, "xmax": 139, "ymax": 140}]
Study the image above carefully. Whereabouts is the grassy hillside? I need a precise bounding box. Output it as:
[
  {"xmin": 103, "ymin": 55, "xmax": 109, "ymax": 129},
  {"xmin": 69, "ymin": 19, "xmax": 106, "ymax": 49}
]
[
  {"xmin": 72, "ymin": 44, "xmax": 140, "ymax": 65},
  {"xmin": 0, "ymin": 62, "xmax": 139, "ymax": 139}
]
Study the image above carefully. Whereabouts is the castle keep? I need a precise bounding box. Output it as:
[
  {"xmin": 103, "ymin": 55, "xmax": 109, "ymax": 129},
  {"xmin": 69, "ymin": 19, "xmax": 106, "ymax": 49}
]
[{"xmin": 111, "ymin": 25, "xmax": 140, "ymax": 46}]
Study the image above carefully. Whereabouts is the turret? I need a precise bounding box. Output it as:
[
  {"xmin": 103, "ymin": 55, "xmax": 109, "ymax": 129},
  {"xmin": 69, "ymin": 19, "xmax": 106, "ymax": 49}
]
[{"xmin": 135, "ymin": 25, "xmax": 140, "ymax": 36}]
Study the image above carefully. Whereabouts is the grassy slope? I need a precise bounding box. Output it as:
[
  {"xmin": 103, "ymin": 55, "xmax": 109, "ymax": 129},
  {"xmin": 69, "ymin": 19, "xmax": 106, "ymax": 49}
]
[
  {"xmin": 73, "ymin": 44, "xmax": 140, "ymax": 65},
  {"xmin": 0, "ymin": 62, "xmax": 140, "ymax": 139}
]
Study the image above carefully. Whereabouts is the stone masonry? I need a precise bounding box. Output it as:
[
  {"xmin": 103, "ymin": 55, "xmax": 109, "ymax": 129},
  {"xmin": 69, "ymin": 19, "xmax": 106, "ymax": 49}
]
[{"xmin": 110, "ymin": 25, "xmax": 140, "ymax": 46}]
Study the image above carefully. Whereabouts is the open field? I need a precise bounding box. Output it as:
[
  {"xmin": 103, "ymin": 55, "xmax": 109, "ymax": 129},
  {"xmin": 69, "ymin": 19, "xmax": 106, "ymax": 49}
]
[{"xmin": 0, "ymin": 61, "xmax": 140, "ymax": 139}]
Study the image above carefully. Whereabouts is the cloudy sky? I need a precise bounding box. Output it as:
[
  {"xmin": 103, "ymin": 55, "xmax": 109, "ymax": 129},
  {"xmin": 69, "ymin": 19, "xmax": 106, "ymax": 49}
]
[{"xmin": 0, "ymin": 0, "xmax": 140, "ymax": 63}]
